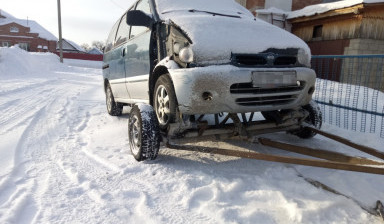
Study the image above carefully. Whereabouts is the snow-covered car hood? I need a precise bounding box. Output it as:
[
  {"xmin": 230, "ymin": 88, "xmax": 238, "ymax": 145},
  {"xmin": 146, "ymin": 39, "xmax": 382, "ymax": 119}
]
[{"xmin": 160, "ymin": 12, "xmax": 311, "ymax": 65}]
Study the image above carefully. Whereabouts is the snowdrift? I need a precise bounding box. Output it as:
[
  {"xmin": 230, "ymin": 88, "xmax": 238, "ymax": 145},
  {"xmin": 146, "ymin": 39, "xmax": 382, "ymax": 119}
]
[{"xmin": 0, "ymin": 46, "xmax": 67, "ymax": 78}]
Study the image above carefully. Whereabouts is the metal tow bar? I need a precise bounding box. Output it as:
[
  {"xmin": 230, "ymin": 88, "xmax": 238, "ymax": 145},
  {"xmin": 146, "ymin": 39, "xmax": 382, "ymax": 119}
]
[{"xmin": 166, "ymin": 128, "xmax": 384, "ymax": 175}]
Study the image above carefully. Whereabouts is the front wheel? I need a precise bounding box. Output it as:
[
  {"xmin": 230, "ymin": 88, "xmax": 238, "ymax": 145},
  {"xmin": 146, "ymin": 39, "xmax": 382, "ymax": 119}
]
[
  {"xmin": 153, "ymin": 74, "xmax": 177, "ymax": 130},
  {"xmin": 128, "ymin": 104, "xmax": 160, "ymax": 161},
  {"xmin": 293, "ymin": 100, "xmax": 322, "ymax": 139}
]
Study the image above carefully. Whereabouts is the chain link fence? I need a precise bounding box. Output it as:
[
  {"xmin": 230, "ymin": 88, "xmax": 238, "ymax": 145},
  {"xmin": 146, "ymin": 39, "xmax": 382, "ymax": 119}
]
[{"xmin": 311, "ymin": 55, "xmax": 384, "ymax": 138}]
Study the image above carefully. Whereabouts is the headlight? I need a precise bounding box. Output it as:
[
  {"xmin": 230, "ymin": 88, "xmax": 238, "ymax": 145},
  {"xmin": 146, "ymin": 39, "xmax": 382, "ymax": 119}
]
[
  {"xmin": 179, "ymin": 47, "xmax": 194, "ymax": 63},
  {"xmin": 173, "ymin": 42, "xmax": 181, "ymax": 54},
  {"xmin": 298, "ymin": 48, "xmax": 311, "ymax": 67}
]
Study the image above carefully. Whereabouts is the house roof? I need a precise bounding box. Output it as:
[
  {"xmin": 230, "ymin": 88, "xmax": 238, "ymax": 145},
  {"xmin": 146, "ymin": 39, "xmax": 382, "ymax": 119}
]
[
  {"xmin": 87, "ymin": 47, "xmax": 103, "ymax": 55},
  {"xmin": 0, "ymin": 9, "xmax": 57, "ymax": 41},
  {"xmin": 256, "ymin": 7, "xmax": 287, "ymax": 15},
  {"xmin": 60, "ymin": 39, "xmax": 86, "ymax": 52},
  {"xmin": 0, "ymin": 9, "xmax": 15, "ymax": 19},
  {"xmin": 288, "ymin": 0, "xmax": 384, "ymax": 19}
]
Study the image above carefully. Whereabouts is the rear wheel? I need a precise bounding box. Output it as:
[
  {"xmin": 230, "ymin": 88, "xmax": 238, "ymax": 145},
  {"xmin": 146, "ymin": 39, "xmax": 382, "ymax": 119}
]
[
  {"xmin": 106, "ymin": 84, "xmax": 123, "ymax": 116},
  {"xmin": 153, "ymin": 74, "xmax": 177, "ymax": 130},
  {"xmin": 128, "ymin": 104, "xmax": 160, "ymax": 161},
  {"xmin": 294, "ymin": 100, "xmax": 322, "ymax": 139}
]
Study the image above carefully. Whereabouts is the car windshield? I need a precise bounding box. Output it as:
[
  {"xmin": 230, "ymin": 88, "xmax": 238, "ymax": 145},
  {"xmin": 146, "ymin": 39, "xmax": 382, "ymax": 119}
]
[{"xmin": 155, "ymin": 0, "xmax": 252, "ymax": 18}]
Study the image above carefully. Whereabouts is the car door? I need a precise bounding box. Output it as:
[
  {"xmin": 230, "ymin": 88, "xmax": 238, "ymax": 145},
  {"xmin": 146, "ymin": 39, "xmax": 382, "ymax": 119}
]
[
  {"xmin": 110, "ymin": 14, "xmax": 132, "ymax": 100},
  {"xmin": 124, "ymin": 0, "xmax": 152, "ymax": 101}
]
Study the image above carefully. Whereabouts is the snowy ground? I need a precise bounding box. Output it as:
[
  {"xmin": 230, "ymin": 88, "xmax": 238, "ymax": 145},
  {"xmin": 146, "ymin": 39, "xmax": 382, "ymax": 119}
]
[{"xmin": 0, "ymin": 47, "xmax": 384, "ymax": 223}]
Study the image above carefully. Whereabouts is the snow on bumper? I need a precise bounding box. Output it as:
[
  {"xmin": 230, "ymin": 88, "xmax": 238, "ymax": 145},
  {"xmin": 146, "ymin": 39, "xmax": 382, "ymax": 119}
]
[{"xmin": 169, "ymin": 65, "xmax": 316, "ymax": 115}]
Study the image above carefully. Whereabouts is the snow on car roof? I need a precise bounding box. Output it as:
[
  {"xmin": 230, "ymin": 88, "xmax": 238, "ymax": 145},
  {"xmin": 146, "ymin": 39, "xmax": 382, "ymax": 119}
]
[
  {"xmin": 288, "ymin": 0, "xmax": 384, "ymax": 19},
  {"xmin": 0, "ymin": 9, "xmax": 57, "ymax": 41}
]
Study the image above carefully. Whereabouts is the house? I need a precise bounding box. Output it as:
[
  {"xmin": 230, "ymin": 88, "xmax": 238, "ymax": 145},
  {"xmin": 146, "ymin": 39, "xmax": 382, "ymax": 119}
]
[
  {"xmin": 0, "ymin": 9, "xmax": 57, "ymax": 52},
  {"xmin": 243, "ymin": 0, "xmax": 330, "ymax": 12},
  {"xmin": 288, "ymin": 0, "xmax": 384, "ymax": 55},
  {"xmin": 59, "ymin": 39, "xmax": 86, "ymax": 53},
  {"xmin": 87, "ymin": 47, "xmax": 103, "ymax": 55},
  {"xmin": 288, "ymin": 0, "xmax": 384, "ymax": 90},
  {"xmin": 255, "ymin": 7, "xmax": 291, "ymax": 31}
]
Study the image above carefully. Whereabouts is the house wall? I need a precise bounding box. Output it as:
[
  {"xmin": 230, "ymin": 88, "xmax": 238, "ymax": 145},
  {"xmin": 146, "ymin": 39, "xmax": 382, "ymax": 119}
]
[
  {"xmin": 265, "ymin": 0, "xmax": 292, "ymax": 11},
  {"xmin": 0, "ymin": 22, "xmax": 56, "ymax": 52},
  {"xmin": 292, "ymin": 0, "xmax": 322, "ymax": 11},
  {"xmin": 292, "ymin": 17, "xmax": 363, "ymax": 42},
  {"xmin": 235, "ymin": 0, "xmax": 247, "ymax": 7},
  {"xmin": 344, "ymin": 39, "xmax": 384, "ymax": 55},
  {"xmin": 246, "ymin": 0, "xmax": 322, "ymax": 11},
  {"xmin": 290, "ymin": 4, "xmax": 384, "ymax": 53},
  {"xmin": 246, "ymin": 0, "xmax": 266, "ymax": 11},
  {"xmin": 360, "ymin": 5, "xmax": 384, "ymax": 40}
]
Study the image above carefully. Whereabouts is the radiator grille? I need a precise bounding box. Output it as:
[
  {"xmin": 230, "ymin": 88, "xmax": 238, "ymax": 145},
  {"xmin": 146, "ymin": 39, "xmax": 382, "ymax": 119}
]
[
  {"xmin": 232, "ymin": 54, "xmax": 297, "ymax": 67},
  {"xmin": 230, "ymin": 82, "xmax": 305, "ymax": 94},
  {"xmin": 235, "ymin": 95, "xmax": 297, "ymax": 106}
]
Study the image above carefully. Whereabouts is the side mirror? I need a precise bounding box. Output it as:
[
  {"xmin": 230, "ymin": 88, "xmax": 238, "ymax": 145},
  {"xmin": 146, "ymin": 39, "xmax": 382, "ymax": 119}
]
[{"xmin": 126, "ymin": 10, "xmax": 154, "ymax": 28}]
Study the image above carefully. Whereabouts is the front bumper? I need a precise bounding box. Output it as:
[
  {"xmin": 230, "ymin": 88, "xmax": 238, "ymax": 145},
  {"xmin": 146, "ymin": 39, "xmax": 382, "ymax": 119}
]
[{"xmin": 169, "ymin": 65, "xmax": 316, "ymax": 115}]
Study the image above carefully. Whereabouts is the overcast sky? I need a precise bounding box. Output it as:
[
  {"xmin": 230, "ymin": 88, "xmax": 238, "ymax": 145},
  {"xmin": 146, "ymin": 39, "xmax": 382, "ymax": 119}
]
[{"xmin": 1, "ymin": 0, "xmax": 136, "ymax": 45}]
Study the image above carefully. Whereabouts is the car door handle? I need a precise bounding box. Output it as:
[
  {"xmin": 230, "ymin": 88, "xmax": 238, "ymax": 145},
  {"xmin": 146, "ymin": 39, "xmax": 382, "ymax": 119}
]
[{"xmin": 122, "ymin": 48, "xmax": 126, "ymax": 57}]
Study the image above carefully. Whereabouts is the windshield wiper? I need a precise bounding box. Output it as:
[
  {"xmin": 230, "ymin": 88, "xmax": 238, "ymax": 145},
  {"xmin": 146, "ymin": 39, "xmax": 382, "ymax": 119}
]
[
  {"xmin": 162, "ymin": 9, "xmax": 241, "ymax": 18},
  {"xmin": 188, "ymin": 9, "xmax": 241, "ymax": 18}
]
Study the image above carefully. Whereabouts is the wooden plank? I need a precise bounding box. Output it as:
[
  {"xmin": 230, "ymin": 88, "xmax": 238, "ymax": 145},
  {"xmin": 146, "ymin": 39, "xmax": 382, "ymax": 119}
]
[
  {"xmin": 308, "ymin": 127, "xmax": 384, "ymax": 161},
  {"xmin": 258, "ymin": 138, "xmax": 384, "ymax": 166},
  {"xmin": 166, "ymin": 143, "xmax": 384, "ymax": 175}
]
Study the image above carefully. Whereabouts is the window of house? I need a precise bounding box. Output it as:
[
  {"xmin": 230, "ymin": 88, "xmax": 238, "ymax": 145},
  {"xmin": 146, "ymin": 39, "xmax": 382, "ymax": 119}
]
[
  {"xmin": 2, "ymin": 42, "xmax": 10, "ymax": 47},
  {"xmin": 10, "ymin": 26, "xmax": 19, "ymax": 33},
  {"xmin": 115, "ymin": 13, "xmax": 130, "ymax": 46},
  {"xmin": 130, "ymin": 0, "xmax": 151, "ymax": 39},
  {"xmin": 18, "ymin": 42, "xmax": 30, "ymax": 51},
  {"xmin": 312, "ymin": 25, "xmax": 323, "ymax": 39}
]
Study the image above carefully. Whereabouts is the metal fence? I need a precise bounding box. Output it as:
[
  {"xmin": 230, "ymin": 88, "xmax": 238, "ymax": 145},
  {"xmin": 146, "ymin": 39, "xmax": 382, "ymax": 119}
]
[{"xmin": 311, "ymin": 55, "xmax": 384, "ymax": 138}]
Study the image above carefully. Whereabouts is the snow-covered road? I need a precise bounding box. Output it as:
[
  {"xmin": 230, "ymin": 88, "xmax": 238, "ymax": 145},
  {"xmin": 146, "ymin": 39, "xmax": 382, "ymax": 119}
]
[{"xmin": 0, "ymin": 47, "xmax": 383, "ymax": 223}]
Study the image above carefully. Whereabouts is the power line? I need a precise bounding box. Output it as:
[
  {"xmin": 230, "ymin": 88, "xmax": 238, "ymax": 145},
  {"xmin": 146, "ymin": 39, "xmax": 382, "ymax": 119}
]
[{"xmin": 109, "ymin": 0, "xmax": 125, "ymax": 10}]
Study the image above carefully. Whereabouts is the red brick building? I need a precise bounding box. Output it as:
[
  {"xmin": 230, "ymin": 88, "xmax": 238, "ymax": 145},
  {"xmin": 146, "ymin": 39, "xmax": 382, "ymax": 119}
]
[
  {"xmin": 236, "ymin": 0, "xmax": 331, "ymax": 12},
  {"xmin": 0, "ymin": 9, "xmax": 57, "ymax": 52}
]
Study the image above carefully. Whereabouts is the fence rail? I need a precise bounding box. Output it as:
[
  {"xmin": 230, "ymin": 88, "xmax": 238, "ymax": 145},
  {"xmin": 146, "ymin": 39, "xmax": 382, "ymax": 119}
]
[{"xmin": 311, "ymin": 55, "xmax": 384, "ymax": 138}]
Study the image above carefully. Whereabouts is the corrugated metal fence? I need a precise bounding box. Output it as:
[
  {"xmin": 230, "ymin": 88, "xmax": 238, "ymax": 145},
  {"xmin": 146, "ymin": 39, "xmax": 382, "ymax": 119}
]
[{"xmin": 311, "ymin": 55, "xmax": 384, "ymax": 138}]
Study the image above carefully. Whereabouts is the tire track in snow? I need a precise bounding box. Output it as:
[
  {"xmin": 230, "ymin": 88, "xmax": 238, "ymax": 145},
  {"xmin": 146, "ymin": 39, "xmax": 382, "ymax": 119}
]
[
  {"xmin": 0, "ymin": 83, "xmax": 64, "ymax": 135},
  {"xmin": 0, "ymin": 104, "xmax": 48, "ymax": 223},
  {"xmin": 0, "ymin": 78, "xmax": 100, "ymax": 223}
]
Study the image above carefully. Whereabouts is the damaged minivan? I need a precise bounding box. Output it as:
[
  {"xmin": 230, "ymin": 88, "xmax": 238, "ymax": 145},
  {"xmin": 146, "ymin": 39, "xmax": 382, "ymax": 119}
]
[{"xmin": 103, "ymin": 0, "xmax": 322, "ymax": 161}]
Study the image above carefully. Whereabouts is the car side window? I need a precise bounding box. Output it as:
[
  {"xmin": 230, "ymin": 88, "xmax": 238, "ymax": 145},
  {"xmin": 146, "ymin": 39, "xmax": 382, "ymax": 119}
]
[
  {"xmin": 105, "ymin": 19, "xmax": 120, "ymax": 52},
  {"xmin": 115, "ymin": 14, "xmax": 130, "ymax": 47},
  {"xmin": 130, "ymin": 0, "xmax": 151, "ymax": 39}
]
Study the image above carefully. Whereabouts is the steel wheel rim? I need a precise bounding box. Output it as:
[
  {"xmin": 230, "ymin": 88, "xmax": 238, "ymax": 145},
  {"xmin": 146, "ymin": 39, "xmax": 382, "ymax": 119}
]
[
  {"xmin": 129, "ymin": 115, "xmax": 141, "ymax": 155},
  {"xmin": 106, "ymin": 87, "xmax": 112, "ymax": 112},
  {"xmin": 155, "ymin": 85, "xmax": 170, "ymax": 125}
]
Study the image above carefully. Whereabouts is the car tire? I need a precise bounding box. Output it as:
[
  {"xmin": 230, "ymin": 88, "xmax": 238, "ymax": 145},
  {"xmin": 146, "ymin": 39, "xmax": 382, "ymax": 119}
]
[
  {"xmin": 128, "ymin": 104, "xmax": 160, "ymax": 161},
  {"xmin": 153, "ymin": 74, "xmax": 177, "ymax": 130},
  {"xmin": 106, "ymin": 84, "xmax": 123, "ymax": 116},
  {"xmin": 294, "ymin": 100, "xmax": 322, "ymax": 139}
]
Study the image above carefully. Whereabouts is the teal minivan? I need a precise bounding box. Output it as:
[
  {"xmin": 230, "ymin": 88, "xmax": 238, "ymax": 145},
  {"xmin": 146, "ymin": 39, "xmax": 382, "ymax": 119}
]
[{"xmin": 103, "ymin": 0, "xmax": 321, "ymax": 161}]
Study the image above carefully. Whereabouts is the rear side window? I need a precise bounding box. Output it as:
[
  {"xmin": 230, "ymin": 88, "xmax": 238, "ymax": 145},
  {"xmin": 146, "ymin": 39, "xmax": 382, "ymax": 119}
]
[
  {"xmin": 115, "ymin": 14, "xmax": 130, "ymax": 46},
  {"xmin": 105, "ymin": 20, "xmax": 120, "ymax": 52},
  {"xmin": 130, "ymin": 0, "xmax": 151, "ymax": 39}
]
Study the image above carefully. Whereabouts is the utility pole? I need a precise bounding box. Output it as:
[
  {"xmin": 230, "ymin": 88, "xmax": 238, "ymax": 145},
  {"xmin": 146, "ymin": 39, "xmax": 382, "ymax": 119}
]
[{"xmin": 57, "ymin": 0, "xmax": 63, "ymax": 63}]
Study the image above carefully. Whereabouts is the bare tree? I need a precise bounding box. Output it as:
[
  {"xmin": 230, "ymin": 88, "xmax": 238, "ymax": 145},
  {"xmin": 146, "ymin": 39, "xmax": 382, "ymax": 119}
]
[
  {"xmin": 81, "ymin": 43, "xmax": 91, "ymax": 52},
  {"xmin": 92, "ymin": 41, "xmax": 106, "ymax": 51}
]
